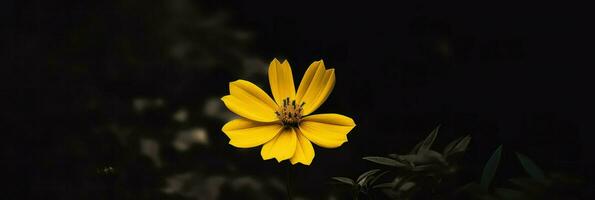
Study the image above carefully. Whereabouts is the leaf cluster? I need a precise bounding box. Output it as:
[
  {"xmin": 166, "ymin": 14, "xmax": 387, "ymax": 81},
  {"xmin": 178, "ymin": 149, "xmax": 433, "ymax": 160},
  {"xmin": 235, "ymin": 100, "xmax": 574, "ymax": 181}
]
[
  {"xmin": 460, "ymin": 147, "xmax": 584, "ymax": 200},
  {"xmin": 333, "ymin": 125, "xmax": 472, "ymax": 199}
]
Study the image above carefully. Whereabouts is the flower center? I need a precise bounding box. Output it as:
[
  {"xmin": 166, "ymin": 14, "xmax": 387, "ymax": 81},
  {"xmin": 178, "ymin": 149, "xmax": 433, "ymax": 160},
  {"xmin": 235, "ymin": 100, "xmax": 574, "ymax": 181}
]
[{"xmin": 275, "ymin": 97, "xmax": 305, "ymax": 127}]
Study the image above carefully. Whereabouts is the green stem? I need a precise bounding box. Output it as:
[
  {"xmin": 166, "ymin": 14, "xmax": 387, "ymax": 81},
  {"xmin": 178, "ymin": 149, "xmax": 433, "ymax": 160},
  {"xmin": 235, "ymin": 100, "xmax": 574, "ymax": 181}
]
[
  {"xmin": 353, "ymin": 186, "xmax": 359, "ymax": 200},
  {"xmin": 285, "ymin": 163, "xmax": 293, "ymax": 200}
]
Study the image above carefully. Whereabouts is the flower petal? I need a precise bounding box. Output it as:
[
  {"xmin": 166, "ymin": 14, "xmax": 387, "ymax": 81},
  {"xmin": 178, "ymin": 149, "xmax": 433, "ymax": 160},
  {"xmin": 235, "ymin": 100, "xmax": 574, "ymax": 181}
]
[
  {"xmin": 230, "ymin": 80, "xmax": 279, "ymax": 110},
  {"xmin": 222, "ymin": 118, "xmax": 283, "ymax": 148},
  {"xmin": 261, "ymin": 127, "xmax": 297, "ymax": 162},
  {"xmin": 290, "ymin": 130, "xmax": 315, "ymax": 165},
  {"xmin": 296, "ymin": 60, "xmax": 335, "ymax": 115},
  {"xmin": 299, "ymin": 114, "xmax": 355, "ymax": 148},
  {"xmin": 221, "ymin": 80, "xmax": 279, "ymax": 122},
  {"xmin": 268, "ymin": 58, "xmax": 296, "ymax": 105}
]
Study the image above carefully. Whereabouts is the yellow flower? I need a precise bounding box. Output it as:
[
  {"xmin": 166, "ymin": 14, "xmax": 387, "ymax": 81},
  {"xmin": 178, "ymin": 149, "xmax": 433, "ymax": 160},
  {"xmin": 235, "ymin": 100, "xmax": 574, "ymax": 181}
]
[{"xmin": 221, "ymin": 58, "xmax": 356, "ymax": 165}]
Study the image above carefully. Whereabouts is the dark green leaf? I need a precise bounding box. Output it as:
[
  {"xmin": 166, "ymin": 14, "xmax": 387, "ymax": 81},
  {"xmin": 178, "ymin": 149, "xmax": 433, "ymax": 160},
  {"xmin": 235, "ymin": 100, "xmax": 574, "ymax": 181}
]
[
  {"xmin": 332, "ymin": 177, "xmax": 355, "ymax": 185},
  {"xmin": 400, "ymin": 150, "xmax": 445, "ymax": 165},
  {"xmin": 420, "ymin": 150, "xmax": 446, "ymax": 164},
  {"xmin": 363, "ymin": 156, "xmax": 407, "ymax": 167},
  {"xmin": 419, "ymin": 125, "xmax": 441, "ymax": 153},
  {"xmin": 398, "ymin": 154, "xmax": 419, "ymax": 163},
  {"xmin": 443, "ymin": 137, "xmax": 463, "ymax": 156},
  {"xmin": 516, "ymin": 152, "xmax": 546, "ymax": 182},
  {"xmin": 372, "ymin": 182, "xmax": 395, "ymax": 189},
  {"xmin": 480, "ymin": 145, "xmax": 502, "ymax": 192},
  {"xmin": 411, "ymin": 164, "xmax": 439, "ymax": 172},
  {"xmin": 373, "ymin": 176, "xmax": 404, "ymax": 189},
  {"xmin": 398, "ymin": 182, "xmax": 416, "ymax": 191},
  {"xmin": 410, "ymin": 141, "xmax": 423, "ymax": 154},
  {"xmin": 452, "ymin": 135, "xmax": 471, "ymax": 154},
  {"xmin": 369, "ymin": 170, "xmax": 390, "ymax": 186},
  {"xmin": 357, "ymin": 169, "xmax": 380, "ymax": 185}
]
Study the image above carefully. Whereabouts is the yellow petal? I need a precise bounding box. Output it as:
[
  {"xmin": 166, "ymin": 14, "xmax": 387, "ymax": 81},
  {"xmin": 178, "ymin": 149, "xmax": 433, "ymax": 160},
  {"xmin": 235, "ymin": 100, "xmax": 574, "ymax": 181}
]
[
  {"xmin": 222, "ymin": 118, "xmax": 283, "ymax": 148},
  {"xmin": 295, "ymin": 61, "xmax": 320, "ymax": 102},
  {"xmin": 268, "ymin": 58, "xmax": 296, "ymax": 105},
  {"xmin": 296, "ymin": 60, "xmax": 336, "ymax": 115},
  {"xmin": 290, "ymin": 130, "xmax": 315, "ymax": 165},
  {"xmin": 221, "ymin": 80, "xmax": 279, "ymax": 122},
  {"xmin": 299, "ymin": 113, "xmax": 355, "ymax": 148},
  {"xmin": 230, "ymin": 80, "xmax": 278, "ymax": 110},
  {"xmin": 261, "ymin": 127, "xmax": 297, "ymax": 162},
  {"xmin": 221, "ymin": 96, "xmax": 278, "ymax": 122}
]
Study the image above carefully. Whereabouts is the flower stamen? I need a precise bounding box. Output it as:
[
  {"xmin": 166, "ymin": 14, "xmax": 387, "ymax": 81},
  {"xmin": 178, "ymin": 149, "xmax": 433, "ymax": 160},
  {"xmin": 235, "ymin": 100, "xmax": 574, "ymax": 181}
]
[{"xmin": 276, "ymin": 97, "xmax": 305, "ymax": 127}]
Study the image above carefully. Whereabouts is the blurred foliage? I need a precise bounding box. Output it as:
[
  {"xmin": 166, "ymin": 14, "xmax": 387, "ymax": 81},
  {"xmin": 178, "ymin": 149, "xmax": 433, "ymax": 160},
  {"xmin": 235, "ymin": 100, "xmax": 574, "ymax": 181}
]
[
  {"xmin": 19, "ymin": 0, "xmax": 288, "ymax": 199},
  {"xmin": 332, "ymin": 127, "xmax": 586, "ymax": 200},
  {"xmin": 333, "ymin": 125, "xmax": 472, "ymax": 199},
  {"xmin": 87, "ymin": 0, "xmax": 284, "ymax": 198},
  {"xmin": 460, "ymin": 147, "xmax": 585, "ymax": 200}
]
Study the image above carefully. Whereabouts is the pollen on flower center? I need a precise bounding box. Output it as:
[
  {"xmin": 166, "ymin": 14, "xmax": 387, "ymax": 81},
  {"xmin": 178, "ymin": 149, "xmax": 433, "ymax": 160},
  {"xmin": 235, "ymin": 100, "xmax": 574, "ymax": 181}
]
[{"xmin": 275, "ymin": 97, "xmax": 305, "ymax": 127}]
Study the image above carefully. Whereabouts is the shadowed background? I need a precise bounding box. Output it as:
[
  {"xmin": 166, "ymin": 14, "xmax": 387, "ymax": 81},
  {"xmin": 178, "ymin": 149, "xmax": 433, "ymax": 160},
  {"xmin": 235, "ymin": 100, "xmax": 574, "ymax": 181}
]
[{"xmin": 5, "ymin": 0, "xmax": 594, "ymax": 199}]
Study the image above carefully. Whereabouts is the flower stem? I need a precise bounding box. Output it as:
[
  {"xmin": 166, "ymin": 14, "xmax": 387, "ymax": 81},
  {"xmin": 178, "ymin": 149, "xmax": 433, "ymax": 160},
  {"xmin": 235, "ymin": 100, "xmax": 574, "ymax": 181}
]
[{"xmin": 285, "ymin": 163, "xmax": 293, "ymax": 200}]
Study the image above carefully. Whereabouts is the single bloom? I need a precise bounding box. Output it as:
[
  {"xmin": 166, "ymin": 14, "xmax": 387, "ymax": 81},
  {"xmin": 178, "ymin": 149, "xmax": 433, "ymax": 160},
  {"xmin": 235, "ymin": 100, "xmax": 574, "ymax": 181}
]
[{"xmin": 221, "ymin": 58, "xmax": 356, "ymax": 165}]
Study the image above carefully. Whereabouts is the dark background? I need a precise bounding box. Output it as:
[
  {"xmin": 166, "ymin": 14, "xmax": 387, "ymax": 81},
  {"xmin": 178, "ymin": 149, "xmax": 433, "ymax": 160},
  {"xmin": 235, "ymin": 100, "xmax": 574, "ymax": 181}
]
[{"xmin": 5, "ymin": 0, "xmax": 594, "ymax": 199}]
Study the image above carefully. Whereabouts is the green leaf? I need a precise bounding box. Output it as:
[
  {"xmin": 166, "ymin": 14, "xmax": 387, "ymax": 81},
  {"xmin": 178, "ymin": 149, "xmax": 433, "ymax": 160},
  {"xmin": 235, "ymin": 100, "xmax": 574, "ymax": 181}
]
[
  {"xmin": 410, "ymin": 141, "xmax": 423, "ymax": 154},
  {"xmin": 398, "ymin": 154, "xmax": 419, "ymax": 163},
  {"xmin": 443, "ymin": 137, "xmax": 463, "ymax": 156},
  {"xmin": 419, "ymin": 125, "xmax": 441, "ymax": 153},
  {"xmin": 400, "ymin": 150, "xmax": 445, "ymax": 165},
  {"xmin": 363, "ymin": 156, "xmax": 407, "ymax": 167},
  {"xmin": 398, "ymin": 182, "xmax": 416, "ymax": 191},
  {"xmin": 357, "ymin": 169, "xmax": 380, "ymax": 185},
  {"xmin": 411, "ymin": 164, "xmax": 438, "ymax": 172},
  {"xmin": 369, "ymin": 170, "xmax": 390, "ymax": 186},
  {"xmin": 420, "ymin": 150, "xmax": 446, "ymax": 164},
  {"xmin": 444, "ymin": 135, "xmax": 471, "ymax": 157},
  {"xmin": 480, "ymin": 145, "xmax": 502, "ymax": 192},
  {"xmin": 332, "ymin": 177, "xmax": 355, "ymax": 185},
  {"xmin": 373, "ymin": 176, "xmax": 403, "ymax": 189},
  {"xmin": 452, "ymin": 135, "xmax": 471, "ymax": 154},
  {"xmin": 372, "ymin": 182, "xmax": 395, "ymax": 189},
  {"xmin": 515, "ymin": 152, "xmax": 546, "ymax": 182}
]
